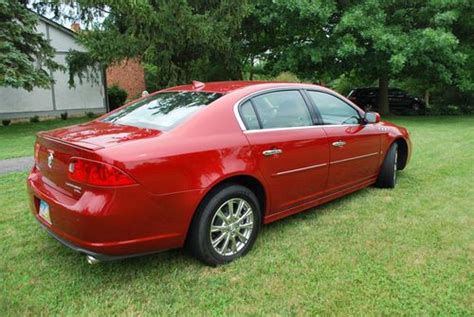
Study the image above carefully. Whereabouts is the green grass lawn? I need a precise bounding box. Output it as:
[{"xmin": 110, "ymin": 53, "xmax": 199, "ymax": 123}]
[
  {"xmin": 0, "ymin": 117, "xmax": 91, "ymax": 160},
  {"xmin": 1, "ymin": 116, "xmax": 473, "ymax": 315}
]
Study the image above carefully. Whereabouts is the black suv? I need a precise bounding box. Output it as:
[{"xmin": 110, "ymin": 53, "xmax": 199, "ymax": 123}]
[{"xmin": 348, "ymin": 87, "xmax": 425, "ymax": 115}]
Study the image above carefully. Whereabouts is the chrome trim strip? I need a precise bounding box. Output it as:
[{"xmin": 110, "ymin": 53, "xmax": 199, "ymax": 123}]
[
  {"xmin": 273, "ymin": 163, "xmax": 327, "ymax": 176},
  {"xmin": 245, "ymin": 125, "xmax": 322, "ymax": 133},
  {"xmin": 330, "ymin": 152, "xmax": 379, "ymax": 165},
  {"xmin": 232, "ymin": 86, "xmax": 319, "ymax": 132},
  {"xmin": 232, "ymin": 86, "xmax": 363, "ymax": 133},
  {"xmin": 233, "ymin": 100, "xmax": 248, "ymax": 131},
  {"xmin": 65, "ymin": 182, "xmax": 82, "ymax": 191},
  {"xmin": 242, "ymin": 124, "xmax": 361, "ymax": 134}
]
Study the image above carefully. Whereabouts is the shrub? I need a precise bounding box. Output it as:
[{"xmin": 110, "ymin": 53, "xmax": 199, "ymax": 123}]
[
  {"xmin": 85, "ymin": 111, "xmax": 95, "ymax": 118},
  {"xmin": 272, "ymin": 72, "xmax": 301, "ymax": 83},
  {"xmin": 30, "ymin": 115, "xmax": 39, "ymax": 123},
  {"xmin": 2, "ymin": 119, "xmax": 11, "ymax": 126},
  {"xmin": 60, "ymin": 112, "xmax": 68, "ymax": 120},
  {"xmin": 107, "ymin": 85, "xmax": 128, "ymax": 111}
]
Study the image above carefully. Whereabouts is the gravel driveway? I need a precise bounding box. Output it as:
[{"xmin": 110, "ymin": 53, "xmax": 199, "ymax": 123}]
[{"xmin": 0, "ymin": 156, "xmax": 34, "ymax": 175}]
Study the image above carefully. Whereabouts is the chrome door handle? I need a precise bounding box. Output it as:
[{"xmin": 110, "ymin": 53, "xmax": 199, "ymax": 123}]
[
  {"xmin": 262, "ymin": 149, "xmax": 283, "ymax": 156},
  {"xmin": 332, "ymin": 140, "xmax": 346, "ymax": 147}
]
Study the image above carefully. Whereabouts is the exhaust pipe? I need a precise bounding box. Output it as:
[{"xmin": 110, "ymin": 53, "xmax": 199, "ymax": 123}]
[{"xmin": 86, "ymin": 255, "xmax": 101, "ymax": 265}]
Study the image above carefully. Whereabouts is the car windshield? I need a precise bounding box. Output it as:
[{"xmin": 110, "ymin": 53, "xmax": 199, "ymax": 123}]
[{"xmin": 102, "ymin": 91, "xmax": 222, "ymax": 131}]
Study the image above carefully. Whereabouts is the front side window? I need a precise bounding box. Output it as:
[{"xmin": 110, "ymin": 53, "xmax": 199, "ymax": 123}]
[
  {"xmin": 102, "ymin": 91, "xmax": 222, "ymax": 131},
  {"xmin": 248, "ymin": 91, "xmax": 313, "ymax": 129},
  {"xmin": 307, "ymin": 91, "xmax": 361, "ymax": 125}
]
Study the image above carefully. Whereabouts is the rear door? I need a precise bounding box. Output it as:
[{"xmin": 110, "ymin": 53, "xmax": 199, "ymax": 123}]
[
  {"xmin": 305, "ymin": 90, "xmax": 382, "ymax": 193},
  {"xmin": 238, "ymin": 90, "xmax": 329, "ymax": 214}
]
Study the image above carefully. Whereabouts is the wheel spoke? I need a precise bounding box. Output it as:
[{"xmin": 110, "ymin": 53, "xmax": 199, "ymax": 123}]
[
  {"xmin": 239, "ymin": 222, "xmax": 253, "ymax": 229},
  {"xmin": 227, "ymin": 200, "xmax": 235, "ymax": 217},
  {"xmin": 212, "ymin": 232, "xmax": 227, "ymax": 247},
  {"xmin": 211, "ymin": 225, "xmax": 227, "ymax": 233},
  {"xmin": 237, "ymin": 208, "xmax": 252, "ymax": 224},
  {"xmin": 230, "ymin": 235, "xmax": 238, "ymax": 254},
  {"xmin": 220, "ymin": 233, "xmax": 231, "ymax": 254},
  {"xmin": 235, "ymin": 230, "xmax": 248, "ymax": 243},
  {"xmin": 216, "ymin": 210, "xmax": 229, "ymax": 224},
  {"xmin": 236, "ymin": 200, "xmax": 245, "ymax": 216}
]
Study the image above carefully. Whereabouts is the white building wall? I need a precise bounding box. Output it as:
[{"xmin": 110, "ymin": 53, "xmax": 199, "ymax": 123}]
[
  {"xmin": 0, "ymin": 87, "xmax": 53, "ymax": 113},
  {"xmin": 0, "ymin": 18, "xmax": 106, "ymax": 119},
  {"xmin": 48, "ymin": 25, "xmax": 85, "ymax": 52},
  {"xmin": 53, "ymin": 54, "xmax": 105, "ymax": 111}
]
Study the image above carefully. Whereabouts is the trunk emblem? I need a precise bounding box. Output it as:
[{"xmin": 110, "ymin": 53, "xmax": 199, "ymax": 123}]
[{"xmin": 47, "ymin": 152, "xmax": 54, "ymax": 168}]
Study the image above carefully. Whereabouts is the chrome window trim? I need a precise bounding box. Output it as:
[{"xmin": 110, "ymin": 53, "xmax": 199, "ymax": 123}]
[
  {"xmin": 233, "ymin": 86, "xmax": 363, "ymax": 133},
  {"xmin": 233, "ymin": 100, "xmax": 248, "ymax": 131},
  {"xmin": 242, "ymin": 124, "xmax": 361, "ymax": 134},
  {"xmin": 233, "ymin": 86, "xmax": 317, "ymax": 132},
  {"xmin": 304, "ymin": 89, "xmax": 364, "ymax": 120}
]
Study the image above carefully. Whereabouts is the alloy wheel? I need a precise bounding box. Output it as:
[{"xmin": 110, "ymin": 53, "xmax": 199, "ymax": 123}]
[{"xmin": 209, "ymin": 198, "xmax": 254, "ymax": 256}]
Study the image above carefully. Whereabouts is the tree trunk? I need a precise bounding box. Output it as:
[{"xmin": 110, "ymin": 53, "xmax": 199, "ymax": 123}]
[
  {"xmin": 249, "ymin": 56, "xmax": 254, "ymax": 80},
  {"xmin": 424, "ymin": 89, "xmax": 430, "ymax": 107},
  {"xmin": 378, "ymin": 74, "xmax": 389, "ymax": 115}
]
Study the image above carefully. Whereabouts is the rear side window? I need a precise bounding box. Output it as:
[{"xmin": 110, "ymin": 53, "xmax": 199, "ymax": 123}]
[
  {"xmin": 307, "ymin": 91, "xmax": 361, "ymax": 125},
  {"xmin": 249, "ymin": 91, "xmax": 312, "ymax": 129},
  {"xmin": 240, "ymin": 101, "xmax": 260, "ymax": 130},
  {"xmin": 102, "ymin": 91, "xmax": 222, "ymax": 131}
]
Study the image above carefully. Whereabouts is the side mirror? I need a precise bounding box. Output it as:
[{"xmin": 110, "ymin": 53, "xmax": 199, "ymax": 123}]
[{"xmin": 364, "ymin": 112, "xmax": 380, "ymax": 124}]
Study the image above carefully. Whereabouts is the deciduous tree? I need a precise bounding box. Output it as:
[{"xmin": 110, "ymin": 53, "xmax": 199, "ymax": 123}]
[
  {"xmin": 267, "ymin": 0, "xmax": 471, "ymax": 114},
  {"xmin": 35, "ymin": 0, "xmax": 251, "ymax": 89}
]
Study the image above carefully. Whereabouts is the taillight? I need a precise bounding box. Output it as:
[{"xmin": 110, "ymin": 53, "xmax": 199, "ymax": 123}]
[
  {"xmin": 68, "ymin": 158, "xmax": 136, "ymax": 186},
  {"xmin": 34, "ymin": 143, "xmax": 40, "ymax": 164}
]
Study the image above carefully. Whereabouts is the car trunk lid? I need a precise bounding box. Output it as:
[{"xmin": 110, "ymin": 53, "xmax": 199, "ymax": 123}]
[{"xmin": 35, "ymin": 121, "xmax": 161, "ymax": 195}]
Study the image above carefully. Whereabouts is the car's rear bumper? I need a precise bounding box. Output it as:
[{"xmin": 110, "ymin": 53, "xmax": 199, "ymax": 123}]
[
  {"xmin": 37, "ymin": 221, "xmax": 160, "ymax": 261},
  {"xmin": 27, "ymin": 166, "xmax": 203, "ymax": 258}
]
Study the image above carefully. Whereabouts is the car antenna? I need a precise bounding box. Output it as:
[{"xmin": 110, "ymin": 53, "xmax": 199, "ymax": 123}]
[{"xmin": 192, "ymin": 80, "xmax": 205, "ymax": 90}]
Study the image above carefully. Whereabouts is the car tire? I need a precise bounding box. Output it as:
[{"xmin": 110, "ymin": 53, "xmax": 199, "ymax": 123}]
[
  {"xmin": 186, "ymin": 184, "xmax": 261, "ymax": 266},
  {"xmin": 375, "ymin": 143, "xmax": 399, "ymax": 188}
]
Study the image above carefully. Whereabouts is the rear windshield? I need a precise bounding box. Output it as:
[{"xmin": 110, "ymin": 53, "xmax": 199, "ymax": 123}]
[{"xmin": 102, "ymin": 91, "xmax": 222, "ymax": 131}]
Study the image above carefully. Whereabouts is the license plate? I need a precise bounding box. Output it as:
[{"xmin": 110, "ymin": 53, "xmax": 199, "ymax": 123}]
[{"xmin": 39, "ymin": 200, "xmax": 52, "ymax": 224}]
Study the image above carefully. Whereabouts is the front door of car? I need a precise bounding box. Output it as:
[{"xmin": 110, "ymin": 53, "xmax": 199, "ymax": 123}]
[
  {"xmin": 305, "ymin": 90, "xmax": 382, "ymax": 193},
  {"xmin": 238, "ymin": 90, "xmax": 329, "ymax": 214}
]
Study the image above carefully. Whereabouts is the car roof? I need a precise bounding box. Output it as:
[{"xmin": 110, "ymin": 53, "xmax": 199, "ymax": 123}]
[
  {"xmin": 353, "ymin": 87, "xmax": 403, "ymax": 91},
  {"xmin": 161, "ymin": 80, "xmax": 309, "ymax": 94}
]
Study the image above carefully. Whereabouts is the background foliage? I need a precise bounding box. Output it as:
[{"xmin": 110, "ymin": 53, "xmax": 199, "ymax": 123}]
[
  {"xmin": 107, "ymin": 84, "xmax": 128, "ymax": 111},
  {"xmin": 4, "ymin": 1, "xmax": 474, "ymax": 114}
]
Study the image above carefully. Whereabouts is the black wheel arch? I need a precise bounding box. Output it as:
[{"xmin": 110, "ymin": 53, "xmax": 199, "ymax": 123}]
[
  {"xmin": 185, "ymin": 174, "xmax": 267, "ymax": 240},
  {"xmin": 394, "ymin": 138, "xmax": 409, "ymax": 170}
]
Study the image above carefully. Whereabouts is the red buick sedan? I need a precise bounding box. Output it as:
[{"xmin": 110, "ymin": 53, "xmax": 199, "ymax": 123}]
[{"xmin": 27, "ymin": 81, "xmax": 411, "ymax": 266}]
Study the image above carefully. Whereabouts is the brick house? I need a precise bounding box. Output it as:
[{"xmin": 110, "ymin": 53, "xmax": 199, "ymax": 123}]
[{"xmin": 106, "ymin": 59, "xmax": 146, "ymax": 100}]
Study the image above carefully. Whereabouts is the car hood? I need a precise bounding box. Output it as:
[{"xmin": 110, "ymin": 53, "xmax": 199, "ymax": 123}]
[{"xmin": 39, "ymin": 120, "xmax": 162, "ymax": 150}]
